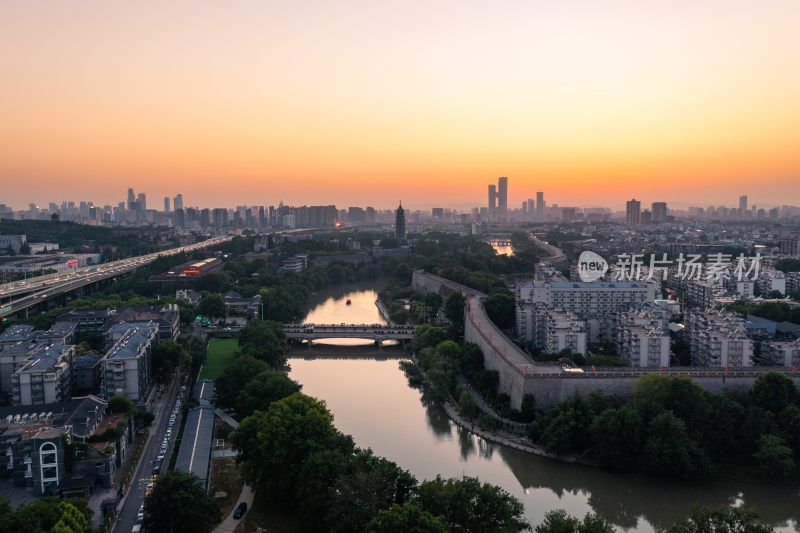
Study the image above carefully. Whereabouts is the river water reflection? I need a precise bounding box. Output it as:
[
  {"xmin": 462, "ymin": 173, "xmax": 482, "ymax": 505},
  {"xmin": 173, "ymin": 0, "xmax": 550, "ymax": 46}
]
[{"xmin": 290, "ymin": 282, "xmax": 799, "ymax": 532}]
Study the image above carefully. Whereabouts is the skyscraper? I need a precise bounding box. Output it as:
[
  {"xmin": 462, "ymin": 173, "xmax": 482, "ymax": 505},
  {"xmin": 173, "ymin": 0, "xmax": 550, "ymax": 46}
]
[
  {"xmin": 136, "ymin": 192, "xmax": 146, "ymax": 211},
  {"xmin": 487, "ymin": 185, "xmax": 497, "ymax": 219},
  {"xmin": 536, "ymin": 191, "xmax": 544, "ymax": 218},
  {"xmin": 739, "ymin": 195, "xmax": 748, "ymax": 213},
  {"xmin": 497, "ymin": 176, "xmax": 508, "ymax": 216},
  {"xmin": 174, "ymin": 194, "xmax": 184, "ymax": 211},
  {"xmin": 164, "ymin": 197, "xmax": 170, "ymax": 212},
  {"xmin": 626, "ymin": 199, "xmax": 641, "ymax": 225},
  {"xmin": 651, "ymin": 202, "xmax": 668, "ymax": 223},
  {"xmin": 395, "ymin": 202, "xmax": 406, "ymax": 241},
  {"xmin": 127, "ymin": 188, "xmax": 135, "ymax": 210}
]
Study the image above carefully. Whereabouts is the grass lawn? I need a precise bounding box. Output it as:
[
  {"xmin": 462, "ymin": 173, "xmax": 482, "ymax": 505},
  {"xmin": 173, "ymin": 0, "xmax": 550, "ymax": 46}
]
[{"xmin": 201, "ymin": 338, "xmax": 239, "ymax": 380}]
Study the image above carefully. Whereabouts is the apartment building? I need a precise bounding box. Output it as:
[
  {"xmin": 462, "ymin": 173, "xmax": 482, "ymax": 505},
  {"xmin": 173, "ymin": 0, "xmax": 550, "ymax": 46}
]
[
  {"xmin": 518, "ymin": 280, "xmax": 655, "ymax": 314},
  {"xmin": 617, "ymin": 325, "xmax": 670, "ymax": 367},
  {"xmin": 102, "ymin": 322, "xmax": 158, "ymax": 401},
  {"xmin": 762, "ymin": 340, "xmax": 800, "ymax": 367},
  {"xmin": 11, "ymin": 344, "xmax": 75, "ymax": 406},
  {"xmin": 544, "ymin": 311, "xmax": 587, "ymax": 356},
  {"xmin": 686, "ymin": 310, "xmax": 753, "ymax": 367}
]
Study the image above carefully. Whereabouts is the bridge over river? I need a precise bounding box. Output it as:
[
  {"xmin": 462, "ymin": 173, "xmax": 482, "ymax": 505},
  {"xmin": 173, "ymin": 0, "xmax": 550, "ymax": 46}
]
[{"xmin": 283, "ymin": 323, "xmax": 416, "ymax": 345}]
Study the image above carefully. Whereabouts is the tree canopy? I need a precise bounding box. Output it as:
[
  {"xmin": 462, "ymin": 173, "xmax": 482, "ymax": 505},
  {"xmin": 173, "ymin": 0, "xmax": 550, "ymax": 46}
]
[{"xmin": 143, "ymin": 470, "xmax": 220, "ymax": 533}]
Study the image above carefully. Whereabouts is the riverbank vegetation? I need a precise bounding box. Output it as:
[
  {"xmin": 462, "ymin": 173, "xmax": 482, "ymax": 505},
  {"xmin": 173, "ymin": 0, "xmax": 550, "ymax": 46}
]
[
  {"xmin": 230, "ymin": 391, "xmax": 530, "ymax": 533},
  {"xmin": 529, "ymin": 371, "xmax": 800, "ymax": 480},
  {"xmin": 213, "ymin": 315, "xmax": 531, "ymax": 532}
]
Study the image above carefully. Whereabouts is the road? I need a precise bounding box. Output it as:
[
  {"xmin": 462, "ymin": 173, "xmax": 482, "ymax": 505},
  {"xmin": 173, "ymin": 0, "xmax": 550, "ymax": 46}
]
[
  {"xmin": 115, "ymin": 372, "xmax": 184, "ymax": 533},
  {"xmin": 0, "ymin": 236, "xmax": 232, "ymax": 318}
]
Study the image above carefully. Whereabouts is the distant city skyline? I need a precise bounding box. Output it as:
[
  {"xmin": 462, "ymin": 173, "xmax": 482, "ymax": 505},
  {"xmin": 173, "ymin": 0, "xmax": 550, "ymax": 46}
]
[{"xmin": 1, "ymin": 186, "xmax": 797, "ymax": 214}]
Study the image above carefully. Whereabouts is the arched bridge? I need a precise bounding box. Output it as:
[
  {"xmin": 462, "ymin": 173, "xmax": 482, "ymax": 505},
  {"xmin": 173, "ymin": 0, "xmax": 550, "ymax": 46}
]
[{"xmin": 283, "ymin": 323, "xmax": 416, "ymax": 343}]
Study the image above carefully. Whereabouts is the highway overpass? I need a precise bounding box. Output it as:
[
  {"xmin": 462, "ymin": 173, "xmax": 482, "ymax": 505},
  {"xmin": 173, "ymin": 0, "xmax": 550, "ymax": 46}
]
[{"xmin": 0, "ymin": 236, "xmax": 232, "ymax": 319}]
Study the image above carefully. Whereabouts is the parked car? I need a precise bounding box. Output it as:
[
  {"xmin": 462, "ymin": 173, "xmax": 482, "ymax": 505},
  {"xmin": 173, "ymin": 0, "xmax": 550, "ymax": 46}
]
[{"xmin": 233, "ymin": 501, "xmax": 248, "ymax": 519}]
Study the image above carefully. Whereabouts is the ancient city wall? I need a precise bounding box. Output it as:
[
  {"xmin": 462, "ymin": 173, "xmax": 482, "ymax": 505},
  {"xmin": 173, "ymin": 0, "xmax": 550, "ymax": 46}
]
[{"xmin": 411, "ymin": 270, "xmax": 800, "ymax": 410}]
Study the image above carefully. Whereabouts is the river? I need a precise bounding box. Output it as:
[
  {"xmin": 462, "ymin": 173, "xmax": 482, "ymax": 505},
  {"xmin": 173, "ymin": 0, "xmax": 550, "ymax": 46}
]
[{"xmin": 290, "ymin": 282, "xmax": 799, "ymax": 532}]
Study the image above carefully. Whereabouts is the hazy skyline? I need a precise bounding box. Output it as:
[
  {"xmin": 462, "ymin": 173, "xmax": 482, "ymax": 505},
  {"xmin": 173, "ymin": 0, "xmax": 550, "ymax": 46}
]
[{"xmin": 2, "ymin": 0, "xmax": 799, "ymax": 208}]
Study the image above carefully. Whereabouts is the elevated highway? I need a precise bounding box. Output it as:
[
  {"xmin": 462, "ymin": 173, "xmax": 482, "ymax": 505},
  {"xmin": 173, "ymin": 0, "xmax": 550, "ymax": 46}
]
[{"xmin": 0, "ymin": 236, "xmax": 232, "ymax": 319}]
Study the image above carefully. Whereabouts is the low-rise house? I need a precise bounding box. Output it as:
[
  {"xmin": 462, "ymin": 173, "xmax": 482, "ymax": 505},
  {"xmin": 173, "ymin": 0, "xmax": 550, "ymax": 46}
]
[
  {"xmin": 176, "ymin": 289, "xmax": 202, "ymax": 305},
  {"xmin": 0, "ymin": 395, "xmax": 118, "ymax": 497}
]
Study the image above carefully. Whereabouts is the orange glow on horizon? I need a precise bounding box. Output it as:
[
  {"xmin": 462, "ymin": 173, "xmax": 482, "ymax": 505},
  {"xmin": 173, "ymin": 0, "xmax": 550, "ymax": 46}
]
[{"xmin": 1, "ymin": 0, "xmax": 798, "ymax": 209}]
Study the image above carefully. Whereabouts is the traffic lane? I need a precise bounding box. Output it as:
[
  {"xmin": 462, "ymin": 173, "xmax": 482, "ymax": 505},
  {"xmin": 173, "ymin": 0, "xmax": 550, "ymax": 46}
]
[
  {"xmin": 115, "ymin": 375, "xmax": 182, "ymax": 533},
  {"xmin": 115, "ymin": 378, "xmax": 178, "ymax": 533}
]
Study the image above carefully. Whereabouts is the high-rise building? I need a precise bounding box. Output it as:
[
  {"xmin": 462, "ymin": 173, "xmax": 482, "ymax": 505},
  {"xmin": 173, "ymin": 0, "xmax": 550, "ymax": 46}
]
[
  {"xmin": 127, "ymin": 188, "xmax": 135, "ymax": 210},
  {"xmin": 739, "ymin": 195, "xmax": 748, "ymax": 214},
  {"xmin": 164, "ymin": 197, "xmax": 170, "ymax": 212},
  {"xmin": 536, "ymin": 191, "xmax": 544, "ymax": 218},
  {"xmin": 432, "ymin": 207, "xmax": 444, "ymax": 219},
  {"xmin": 136, "ymin": 192, "xmax": 146, "ymax": 211},
  {"xmin": 395, "ymin": 202, "xmax": 406, "ymax": 241},
  {"xmin": 173, "ymin": 194, "xmax": 184, "ymax": 211},
  {"xmin": 497, "ymin": 176, "xmax": 508, "ymax": 216},
  {"xmin": 651, "ymin": 202, "xmax": 668, "ymax": 223},
  {"xmin": 626, "ymin": 199, "xmax": 641, "ymax": 225},
  {"xmin": 487, "ymin": 185, "xmax": 497, "ymax": 219}
]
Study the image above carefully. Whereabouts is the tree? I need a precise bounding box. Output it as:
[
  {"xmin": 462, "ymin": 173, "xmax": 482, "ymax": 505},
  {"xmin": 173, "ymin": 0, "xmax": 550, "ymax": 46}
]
[
  {"xmin": 0, "ymin": 497, "xmax": 93, "ymax": 533},
  {"xmin": 423, "ymin": 292, "xmax": 444, "ymax": 313},
  {"xmin": 230, "ymin": 393, "xmax": 350, "ymax": 499},
  {"xmin": 638, "ymin": 411, "xmax": 714, "ymax": 479},
  {"xmin": 445, "ymin": 292, "xmax": 466, "ymax": 333},
  {"xmin": 753, "ymin": 434, "xmax": 795, "ymax": 478},
  {"xmin": 143, "ymin": 470, "xmax": 220, "ymax": 533},
  {"xmin": 535, "ymin": 509, "xmax": 579, "ymax": 533},
  {"xmin": 235, "ymin": 369, "xmax": 302, "ymax": 417},
  {"xmin": 751, "ymin": 372, "xmax": 798, "ymax": 414},
  {"xmin": 413, "ymin": 325, "xmax": 447, "ymax": 351},
  {"xmin": 415, "ymin": 476, "xmax": 529, "ymax": 533},
  {"xmin": 325, "ymin": 449, "xmax": 418, "ymax": 533},
  {"xmin": 484, "ymin": 291, "xmax": 516, "ymax": 329},
  {"xmin": 108, "ymin": 395, "xmax": 134, "ymax": 414},
  {"xmin": 238, "ymin": 319, "xmax": 289, "ymax": 368},
  {"xmin": 197, "ymin": 292, "xmax": 226, "ymax": 318},
  {"xmin": 590, "ymin": 406, "xmax": 642, "ymax": 470},
  {"xmin": 669, "ymin": 506, "xmax": 772, "ymax": 533},
  {"xmin": 777, "ymin": 404, "xmax": 800, "ymax": 453},
  {"xmin": 459, "ymin": 389, "xmax": 480, "ymax": 419},
  {"xmin": 152, "ymin": 340, "xmax": 190, "ymax": 384},
  {"xmin": 632, "ymin": 375, "xmax": 709, "ymax": 438},
  {"xmin": 538, "ymin": 395, "xmax": 594, "ymax": 456},
  {"xmin": 535, "ymin": 510, "xmax": 614, "ymax": 533},
  {"xmin": 214, "ymin": 355, "xmax": 269, "ymax": 409},
  {"xmin": 366, "ymin": 503, "xmax": 449, "ymax": 533},
  {"xmin": 519, "ymin": 394, "xmax": 537, "ymax": 423},
  {"xmin": 295, "ymin": 448, "xmax": 355, "ymax": 531}
]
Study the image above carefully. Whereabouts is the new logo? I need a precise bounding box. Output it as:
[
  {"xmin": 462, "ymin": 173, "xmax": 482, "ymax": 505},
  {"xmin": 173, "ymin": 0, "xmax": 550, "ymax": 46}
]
[{"xmin": 577, "ymin": 251, "xmax": 608, "ymax": 282}]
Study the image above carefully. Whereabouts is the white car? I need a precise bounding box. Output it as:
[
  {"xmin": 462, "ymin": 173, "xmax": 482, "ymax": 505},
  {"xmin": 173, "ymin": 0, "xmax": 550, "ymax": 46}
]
[{"xmin": 137, "ymin": 505, "xmax": 145, "ymax": 521}]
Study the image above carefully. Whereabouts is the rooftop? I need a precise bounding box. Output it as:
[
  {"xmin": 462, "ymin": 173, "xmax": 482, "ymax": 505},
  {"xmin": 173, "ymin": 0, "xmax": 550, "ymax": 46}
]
[
  {"xmin": 0, "ymin": 324, "xmax": 36, "ymax": 343},
  {"xmin": 16, "ymin": 344, "xmax": 73, "ymax": 374},
  {"xmin": 105, "ymin": 323, "xmax": 157, "ymax": 360}
]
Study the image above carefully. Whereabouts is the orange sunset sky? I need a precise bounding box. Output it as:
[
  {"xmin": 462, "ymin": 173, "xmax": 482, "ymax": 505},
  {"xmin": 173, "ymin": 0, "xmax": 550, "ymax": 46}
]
[{"xmin": 1, "ymin": 0, "xmax": 799, "ymax": 210}]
